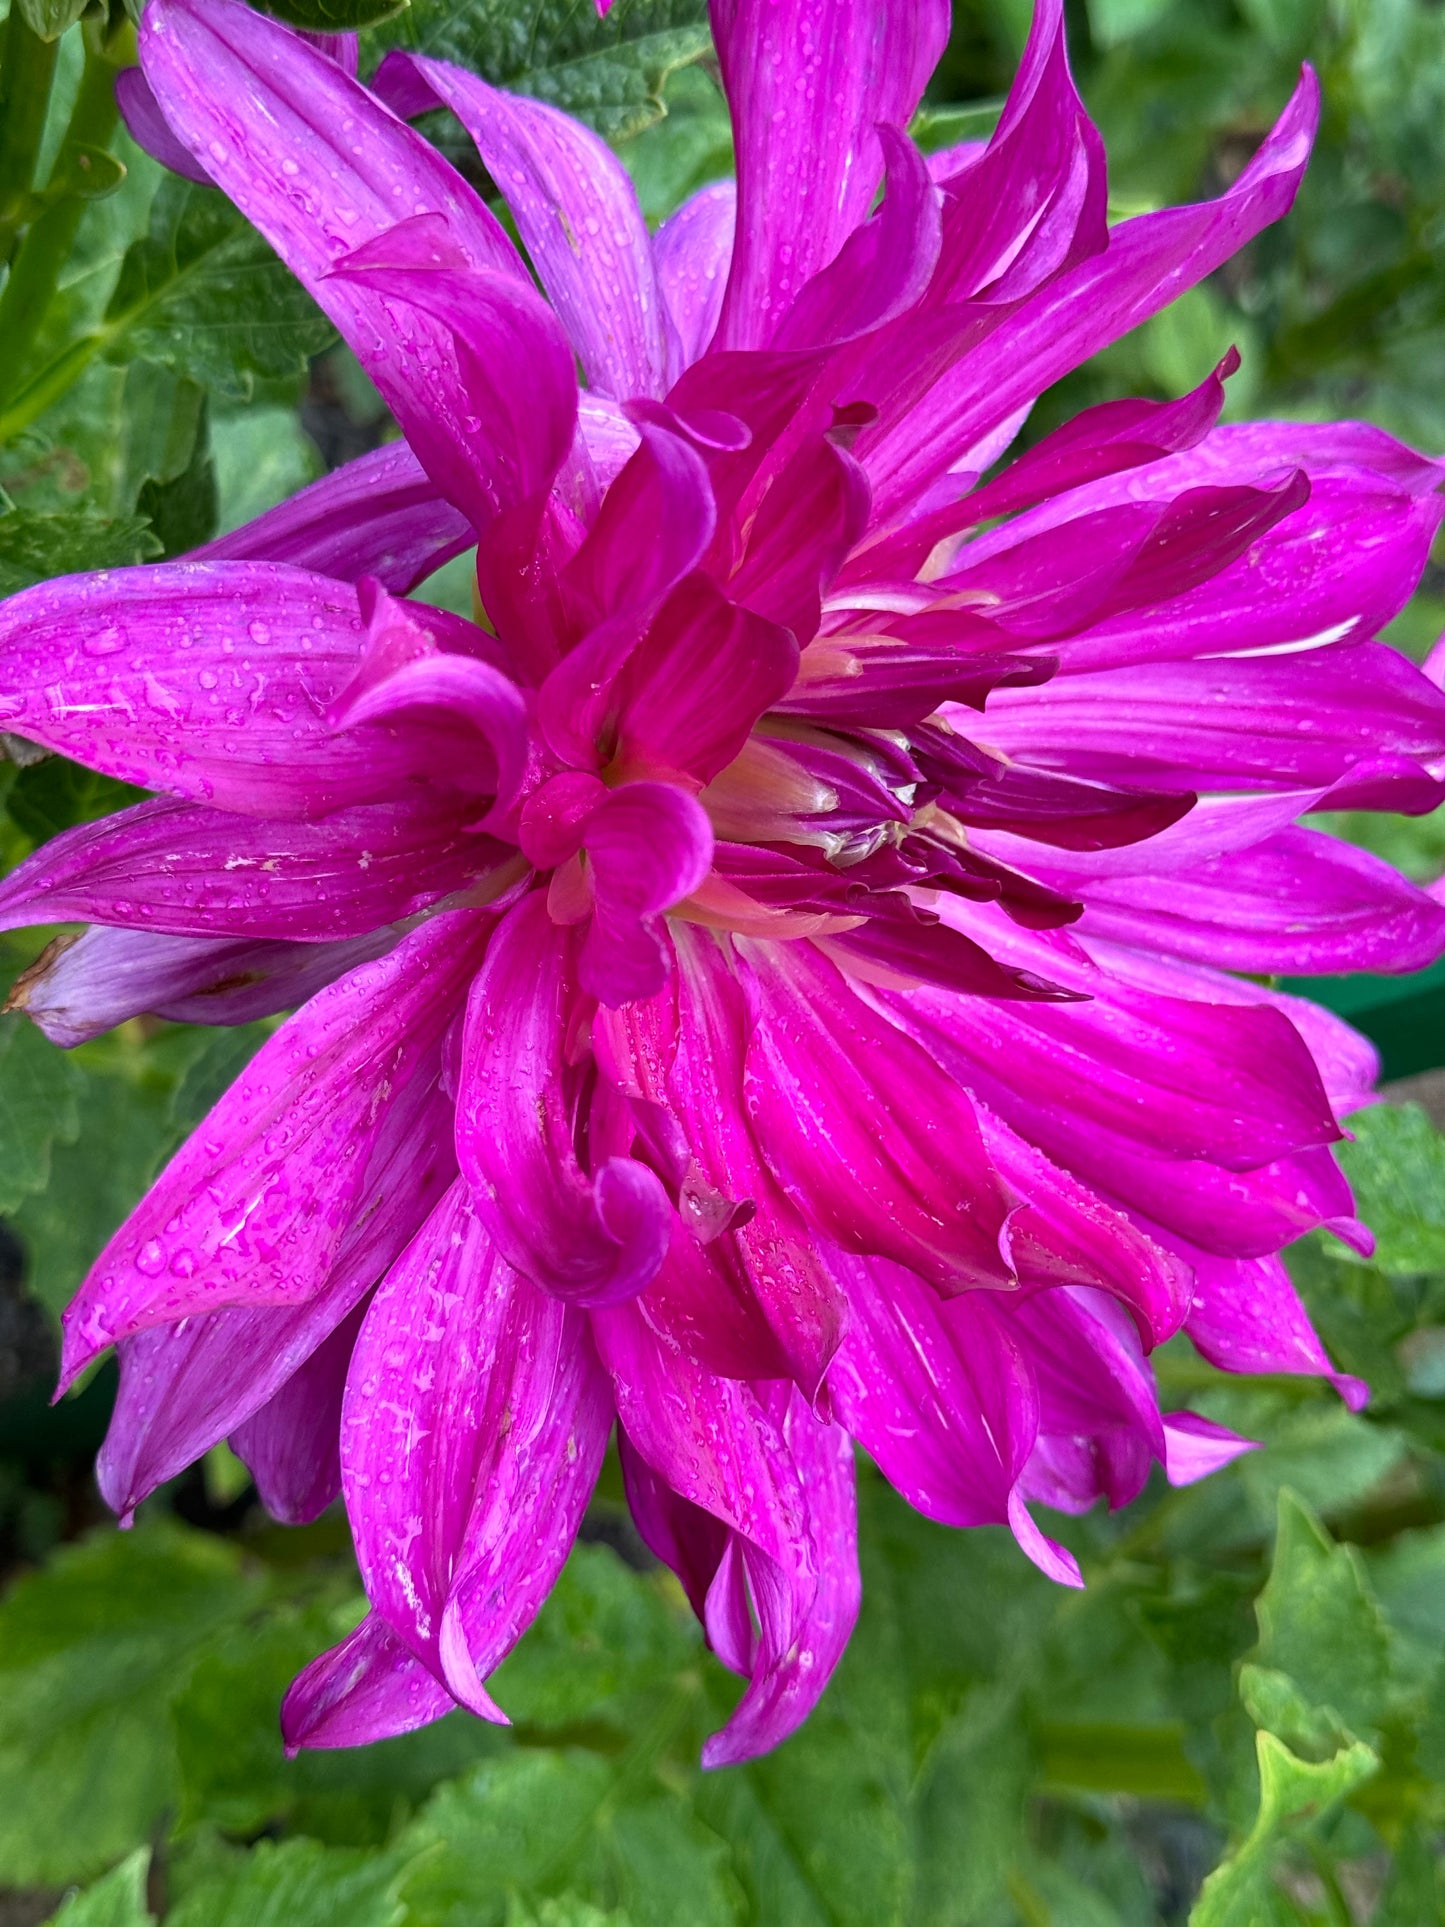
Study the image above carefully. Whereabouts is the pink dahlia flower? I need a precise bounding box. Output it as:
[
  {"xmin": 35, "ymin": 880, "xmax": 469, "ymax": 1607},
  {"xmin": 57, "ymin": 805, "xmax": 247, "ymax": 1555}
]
[{"xmin": 3, "ymin": 0, "xmax": 1445, "ymax": 1763}]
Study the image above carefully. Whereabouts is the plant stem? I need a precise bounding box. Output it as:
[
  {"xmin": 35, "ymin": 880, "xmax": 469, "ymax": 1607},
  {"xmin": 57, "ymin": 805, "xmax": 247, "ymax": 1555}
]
[
  {"xmin": 0, "ymin": 5, "xmax": 60, "ymax": 264},
  {"xmin": 0, "ymin": 14, "xmax": 130, "ymax": 408}
]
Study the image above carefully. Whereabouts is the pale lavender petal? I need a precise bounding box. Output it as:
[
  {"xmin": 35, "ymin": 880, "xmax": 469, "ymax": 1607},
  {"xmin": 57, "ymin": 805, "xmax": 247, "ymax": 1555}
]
[
  {"xmin": 711, "ymin": 0, "xmax": 951, "ymax": 350},
  {"xmin": 61, "ymin": 913, "xmax": 488, "ymax": 1386},
  {"xmin": 6, "ymin": 924, "xmax": 395, "ymax": 1047},
  {"xmin": 655, "ymin": 182, "xmax": 735, "ymax": 374},
  {"xmin": 1162, "ymin": 1413, "xmax": 1258, "ymax": 1484},
  {"xmin": 195, "ymin": 443, "xmax": 473, "ymax": 593},
  {"xmin": 375, "ymin": 53, "xmax": 669, "ymax": 400}
]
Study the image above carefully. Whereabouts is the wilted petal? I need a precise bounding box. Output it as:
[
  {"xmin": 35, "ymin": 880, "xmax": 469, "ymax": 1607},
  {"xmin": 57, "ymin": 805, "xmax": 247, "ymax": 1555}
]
[{"xmin": 6, "ymin": 924, "xmax": 395, "ymax": 1047}]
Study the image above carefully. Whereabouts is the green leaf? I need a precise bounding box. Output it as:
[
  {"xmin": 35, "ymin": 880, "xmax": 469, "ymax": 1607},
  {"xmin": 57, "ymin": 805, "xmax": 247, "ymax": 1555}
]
[
  {"xmin": 16, "ymin": 0, "xmax": 90, "ymax": 40},
  {"xmin": 0, "ymin": 1010, "xmax": 83, "ymax": 1216},
  {"xmin": 3, "ymin": 755, "xmax": 146, "ymax": 846},
  {"xmin": 1086, "ymin": 0, "xmax": 1177, "ymax": 51},
  {"xmin": 1252, "ymin": 1491, "xmax": 1392, "ymax": 1740},
  {"xmin": 1336, "ymin": 1104, "xmax": 1445, "ymax": 1275},
  {"xmin": 44, "ymin": 1849, "xmax": 155, "ymax": 1927},
  {"xmin": 0, "ymin": 1523, "xmax": 264, "ymax": 1885},
  {"xmin": 0, "ymin": 504, "xmax": 159, "ymax": 597},
  {"xmin": 1188, "ymin": 1732, "xmax": 1379, "ymax": 1926},
  {"xmin": 167, "ymin": 1836, "xmax": 411, "ymax": 1927},
  {"xmin": 261, "ymin": 0, "xmax": 407, "ymax": 28},
  {"xmin": 397, "ymin": 1751, "xmax": 739, "ymax": 1927},
  {"xmin": 373, "ymin": 0, "xmax": 712, "ymax": 144},
  {"xmin": 104, "ymin": 177, "xmax": 334, "ymax": 401}
]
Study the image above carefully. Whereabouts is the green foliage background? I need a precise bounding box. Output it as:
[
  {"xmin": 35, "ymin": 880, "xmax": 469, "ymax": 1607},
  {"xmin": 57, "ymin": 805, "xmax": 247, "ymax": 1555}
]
[{"xmin": 2, "ymin": 0, "xmax": 1445, "ymax": 1921}]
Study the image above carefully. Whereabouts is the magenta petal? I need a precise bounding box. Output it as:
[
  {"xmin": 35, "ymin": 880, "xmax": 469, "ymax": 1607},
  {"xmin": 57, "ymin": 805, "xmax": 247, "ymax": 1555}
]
[
  {"xmin": 711, "ymin": 0, "xmax": 950, "ymax": 350},
  {"xmin": 1073, "ymin": 826, "xmax": 1445, "ymax": 975},
  {"xmin": 0, "ymin": 794, "xmax": 503, "ymax": 942},
  {"xmin": 341, "ymin": 1180, "xmax": 611, "ymax": 1715},
  {"xmin": 140, "ymin": 0, "xmax": 523, "ymax": 506},
  {"xmin": 738, "ymin": 938, "xmax": 1017, "ymax": 1292},
  {"xmin": 195, "ymin": 443, "xmax": 473, "ymax": 593},
  {"xmin": 655, "ymin": 182, "xmax": 736, "ymax": 374},
  {"xmin": 114, "ymin": 66, "xmax": 214, "ymax": 183},
  {"xmin": 7, "ymin": 925, "xmax": 395, "ymax": 1047},
  {"xmin": 0, "ymin": 563, "xmax": 480, "ymax": 821},
  {"xmin": 282, "ymin": 1610, "xmax": 459, "ymax": 1752},
  {"xmin": 375, "ymin": 53, "xmax": 668, "ymax": 400},
  {"xmin": 60, "ymin": 913, "xmax": 487, "ymax": 1386},
  {"xmin": 1177, "ymin": 1239, "xmax": 1368, "ymax": 1409},
  {"xmin": 595, "ymin": 1304, "xmax": 859, "ymax": 1764},
  {"xmin": 96, "ymin": 1057, "xmax": 457, "ymax": 1519},
  {"xmin": 328, "ymin": 228, "xmax": 579, "ymax": 539},
  {"xmin": 457, "ymin": 892, "xmax": 672, "ymax": 1306},
  {"xmin": 773, "ymin": 125, "xmax": 942, "ymax": 351},
  {"xmin": 230, "ymin": 1301, "xmax": 365, "ymax": 1524},
  {"xmin": 580, "ymin": 783, "xmax": 713, "ymax": 1007},
  {"xmin": 860, "ymin": 69, "xmax": 1318, "ymax": 519}
]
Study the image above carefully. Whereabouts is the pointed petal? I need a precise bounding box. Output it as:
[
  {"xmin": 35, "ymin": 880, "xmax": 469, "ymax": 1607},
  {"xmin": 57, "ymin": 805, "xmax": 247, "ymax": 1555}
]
[
  {"xmin": 655, "ymin": 182, "xmax": 735, "ymax": 373},
  {"xmin": 1176, "ymin": 1238, "xmax": 1367, "ymax": 1409},
  {"xmin": 282, "ymin": 1610, "xmax": 458, "ymax": 1751},
  {"xmin": 342, "ymin": 1180, "xmax": 610, "ymax": 1714},
  {"xmin": 1162, "ymin": 1413, "xmax": 1258, "ymax": 1484},
  {"xmin": 375, "ymin": 53, "xmax": 668, "ymax": 399},
  {"xmin": 711, "ymin": 0, "xmax": 951, "ymax": 349},
  {"xmin": 6, "ymin": 924, "xmax": 395, "ymax": 1047},
  {"xmin": 859, "ymin": 70, "xmax": 1319, "ymax": 520},
  {"xmin": 0, "ymin": 794, "xmax": 505, "ymax": 942},
  {"xmin": 457, "ymin": 891, "xmax": 672, "ymax": 1306},
  {"xmin": 96, "ymin": 1056, "xmax": 457, "ymax": 1518},
  {"xmin": 0, "ymin": 563, "xmax": 487, "ymax": 820},
  {"xmin": 61, "ymin": 913, "xmax": 486, "ymax": 1386}
]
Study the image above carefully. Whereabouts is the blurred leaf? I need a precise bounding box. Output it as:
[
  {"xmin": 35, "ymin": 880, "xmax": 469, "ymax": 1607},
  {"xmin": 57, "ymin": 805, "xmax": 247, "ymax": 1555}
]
[
  {"xmin": 167, "ymin": 1836, "xmax": 411, "ymax": 1927},
  {"xmin": 210, "ymin": 403, "xmax": 320, "ymax": 535},
  {"xmin": 104, "ymin": 177, "xmax": 334, "ymax": 401},
  {"xmin": 261, "ymin": 0, "xmax": 407, "ymax": 27},
  {"xmin": 137, "ymin": 397, "xmax": 218, "ymax": 561},
  {"xmin": 0, "ymin": 1010, "xmax": 83, "ymax": 1216},
  {"xmin": 1252, "ymin": 1491, "xmax": 1391, "ymax": 1739},
  {"xmin": 44, "ymin": 1849, "xmax": 154, "ymax": 1927},
  {"xmin": 1336, "ymin": 1105, "xmax": 1445, "ymax": 1274},
  {"xmin": 3, "ymin": 756, "xmax": 145, "ymax": 847},
  {"xmin": 1188, "ymin": 1731, "xmax": 1379, "ymax": 1926},
  {"xmin": 0, "ymin": 504, "xmax": 159, "ymax": 597},
  {"xmin": 16, "ymin": 0, "xmax": 90, "ymax": 39},
  {"xmin": 373, "ymin": 0, "xmax": 711, "ymax": 144},
  {"xmin": 1086, "ymin": 0, "xmax": 1177, "ymax": 51},
  {"xmin": 0, "ymin": 1524, "xmax": 264, "ymax": 1885}
]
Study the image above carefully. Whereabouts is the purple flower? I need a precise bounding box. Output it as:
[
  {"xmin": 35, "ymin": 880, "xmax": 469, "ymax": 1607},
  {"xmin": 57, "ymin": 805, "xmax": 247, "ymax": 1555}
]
[{"xmin": 3, "ymin": 0, "xmax": 1444, "ymax": 1763}]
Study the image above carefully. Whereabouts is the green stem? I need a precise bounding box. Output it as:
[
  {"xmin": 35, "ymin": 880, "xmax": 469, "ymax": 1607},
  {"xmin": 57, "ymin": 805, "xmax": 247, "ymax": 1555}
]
[
  {"xmin": 0, "ymin": 6, "xmax": 60, "ymax": 263},
  {"xmin": 0, "ymin": 16, "xmax": 129, "ymax": 406}
]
